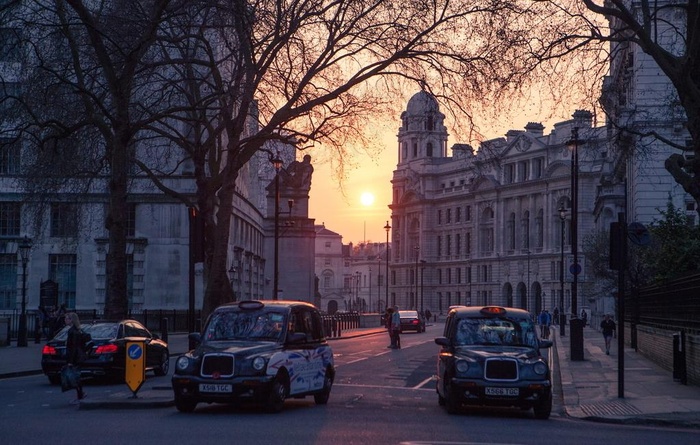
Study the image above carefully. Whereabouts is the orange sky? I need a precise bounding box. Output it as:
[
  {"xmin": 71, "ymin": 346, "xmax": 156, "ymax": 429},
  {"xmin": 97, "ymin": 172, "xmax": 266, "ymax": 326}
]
[{"xmin": 307, "ymin": 106, "xmax": 575, "ymax": 245}]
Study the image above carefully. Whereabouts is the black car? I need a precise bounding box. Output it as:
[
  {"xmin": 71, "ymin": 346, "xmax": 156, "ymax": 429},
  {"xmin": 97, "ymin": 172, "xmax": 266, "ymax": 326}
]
[
  {"xmin": 434, "ymin": 306, "xmax": 553, "ymax": 419},
  {"xmin": 41, "ymin": 319, "xmax": 170, "ymax": 384},
  {"xmin": 399, "ymin": 310, "xmax": 425, "ymax": 333},
  {"xmin": 172, "ymin": 300, "xmax": 335, "ymax": 413}
]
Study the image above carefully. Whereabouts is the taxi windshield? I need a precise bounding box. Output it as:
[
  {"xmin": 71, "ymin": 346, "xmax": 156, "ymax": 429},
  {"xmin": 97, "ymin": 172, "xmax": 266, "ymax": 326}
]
[
  {"xmin": 454, "ymin": 317, "xmax": 538, "ymax": 348},
  {"xmin": 205, "ymin": 310, "xmax": 286, "ymax": 341}
]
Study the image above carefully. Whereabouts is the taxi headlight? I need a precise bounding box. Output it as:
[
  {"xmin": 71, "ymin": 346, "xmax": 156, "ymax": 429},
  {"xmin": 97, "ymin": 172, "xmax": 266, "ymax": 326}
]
[
  {"xmin": 252, "ymin": 356, "xmax": 267, "ymax": 371},
  {"xmin": 455, "ymin": 360, "xmax": 469, "ymax": 374},
  {"xmin": 533, "ymin": 361, "xmax": 548, "ymax": 375},
  {"xmin": 176, "ymin": 356, "xmax": 191, "ymax": 372}
]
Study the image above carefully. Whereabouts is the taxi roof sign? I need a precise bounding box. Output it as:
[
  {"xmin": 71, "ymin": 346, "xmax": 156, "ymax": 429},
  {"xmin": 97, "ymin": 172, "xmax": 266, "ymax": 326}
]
[{"xmin": 480, "ymin": 306, "xmax": 507, "ymax": 316}]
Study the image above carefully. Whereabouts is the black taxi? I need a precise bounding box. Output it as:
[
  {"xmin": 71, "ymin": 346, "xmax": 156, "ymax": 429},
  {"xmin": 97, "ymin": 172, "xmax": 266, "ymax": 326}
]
[
  {"xmin": 172, "ymin": 300, "xmax": 335, "ymax": 413},
  {"xmin": 434, "ymin": 306, "xmax": 552, "ymax": 419}
]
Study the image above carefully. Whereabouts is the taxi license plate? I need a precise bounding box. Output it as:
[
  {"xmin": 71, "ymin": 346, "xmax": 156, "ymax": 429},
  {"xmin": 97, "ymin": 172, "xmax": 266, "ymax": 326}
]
[
  {"xmin": 485, "ymin": 387, "xmax": 519, "ymax": 396},
  {"xmin": 199, "ymin": 383, "xmax": 232, "ymax": 393}
]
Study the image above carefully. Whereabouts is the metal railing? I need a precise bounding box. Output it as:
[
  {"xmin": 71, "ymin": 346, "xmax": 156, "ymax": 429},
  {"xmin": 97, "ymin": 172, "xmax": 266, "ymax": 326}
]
[{"xmin": 1, "ymin": 309, "xmax": 363, "ymax": 342}]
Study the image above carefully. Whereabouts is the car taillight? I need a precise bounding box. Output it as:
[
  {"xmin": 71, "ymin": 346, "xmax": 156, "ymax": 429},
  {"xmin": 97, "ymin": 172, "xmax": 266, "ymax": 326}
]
[
  {"xmin": 95, "ymin": 344, "xmax": 119, "ymax": 354},
  {"xmin": 42, "ymin": 345, "xmax": 57, "ymax": 355},
  {"xmin": 412, "ymin": 320, "xmax": 419, "ymax": 325}
]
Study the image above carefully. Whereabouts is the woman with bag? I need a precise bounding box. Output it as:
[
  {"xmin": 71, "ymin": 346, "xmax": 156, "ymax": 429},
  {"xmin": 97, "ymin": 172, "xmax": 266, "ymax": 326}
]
[{"xmin": 64, "ymin": 312, "xmax": 86, "ymax": 403}]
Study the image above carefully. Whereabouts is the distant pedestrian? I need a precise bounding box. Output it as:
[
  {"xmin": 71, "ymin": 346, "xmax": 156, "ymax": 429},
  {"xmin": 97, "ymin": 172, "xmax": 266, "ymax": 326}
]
[
  {"xmin": 390, "ymin": 305, "xmax": 401, "ymax": 349},
  {"xmin": 553, "ymin": 307, "xmax": 559, "ymax": 326},
  {"xmin": 425, "ymin": 309, "xmax": 432, "ymax": 323},
  {"xmin": 385, "ymin": 307, "xmax": 394, "ymax": 348},
  {"xmin": 580, "ymin": 309, "xmax": 588, "ymax": 327},
  {"xmin": 64, "ymin": 312, "xmax": 87, "ymax": 403},
  {"xmin": 600, "ymin": 314, "xmax": 616, "ymax": 355}
]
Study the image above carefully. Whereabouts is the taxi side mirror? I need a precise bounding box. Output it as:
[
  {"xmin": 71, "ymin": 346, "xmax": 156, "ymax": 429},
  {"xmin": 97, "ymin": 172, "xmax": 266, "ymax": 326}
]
[{"xmin": 435, "ymin": 336, "xmax": 450, "ymax": 347}]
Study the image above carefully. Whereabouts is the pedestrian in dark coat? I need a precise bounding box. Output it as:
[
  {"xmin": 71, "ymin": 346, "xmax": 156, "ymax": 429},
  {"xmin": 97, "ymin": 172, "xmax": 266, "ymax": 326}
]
[{"xmin": 64, "ymin": 312, "xmax": 87, "ymax": 402}]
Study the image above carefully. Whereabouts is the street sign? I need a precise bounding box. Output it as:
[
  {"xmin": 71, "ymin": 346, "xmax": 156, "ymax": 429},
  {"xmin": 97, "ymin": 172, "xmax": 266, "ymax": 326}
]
[
  {"xmin": 125, "ymin": 341, "xmax": 146, "ymax": 396},
  {"xmin": 566, "ymin": 256, "xmax": 585, "ymax": 282},
  {"xmin": 627, "ymin": 222, "xmax": 651, "ymax": 246}
]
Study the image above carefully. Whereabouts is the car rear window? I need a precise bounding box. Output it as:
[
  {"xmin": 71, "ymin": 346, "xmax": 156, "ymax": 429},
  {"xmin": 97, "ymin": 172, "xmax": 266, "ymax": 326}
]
[{"xmin": 400, "ymin": 311, "xmax": 418, "ymax": 317}]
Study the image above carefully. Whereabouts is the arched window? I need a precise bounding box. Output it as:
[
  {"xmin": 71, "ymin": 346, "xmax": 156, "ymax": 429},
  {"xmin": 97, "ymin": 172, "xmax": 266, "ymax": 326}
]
[{"xmin": 427, "ymin": 142, "xmax": 433, "ymax": 157}]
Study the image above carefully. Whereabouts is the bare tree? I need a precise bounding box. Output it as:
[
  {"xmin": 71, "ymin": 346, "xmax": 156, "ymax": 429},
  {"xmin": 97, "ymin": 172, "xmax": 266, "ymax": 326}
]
[
  {"xmin": 3, "ymin": 0, "xmax": 594, "ymax": 319},
  {"xmin": 531, "ymin": 0, "xmax": 700, "ymax": 213}
]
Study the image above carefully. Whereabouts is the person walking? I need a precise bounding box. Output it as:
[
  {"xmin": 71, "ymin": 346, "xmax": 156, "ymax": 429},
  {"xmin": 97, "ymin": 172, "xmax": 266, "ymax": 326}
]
[
  {"xmin": 385, "ymin": 307, "xmax": 395, "ymax": 348},
  {"xmin": 64, "ymin": 312, "xmax": 87, "ymax": 403},
  {"xmin": 600, "ymin": 314, "xmax": 616, "ymax": 355},
  {"xmin": 390, "ymin": 305, "xmax": 401, "ymax": 349}
]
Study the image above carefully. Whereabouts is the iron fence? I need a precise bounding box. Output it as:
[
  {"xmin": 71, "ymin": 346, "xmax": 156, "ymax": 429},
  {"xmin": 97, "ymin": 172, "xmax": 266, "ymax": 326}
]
[
  {"xmin": 1, "ymin": 309, "xmax": 362, "ymax": 342},
  {"xmin": 626, "ymin": 271, "xmax": 700, "ymax": 334}
]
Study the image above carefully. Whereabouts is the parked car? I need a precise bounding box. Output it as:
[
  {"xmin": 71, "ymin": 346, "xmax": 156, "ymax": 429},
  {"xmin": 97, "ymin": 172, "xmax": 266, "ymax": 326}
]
[
  {"xmin": 41, "ymin": 319, "xmax": 170, "ymax": 384},
  {"xmin": 399, "ymin": 310, "xmax": 425, "ymax": 333},
  {"xmin": 434, "ymin": 305, "xmax": 553, "ymax": 419},
  {"xmin": 172, "ymin": 300, "xmax": 335, "ymax": 413}
]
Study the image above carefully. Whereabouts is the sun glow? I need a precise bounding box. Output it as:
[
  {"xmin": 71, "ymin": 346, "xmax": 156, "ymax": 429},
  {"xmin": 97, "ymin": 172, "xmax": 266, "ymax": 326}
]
[{"xmin": 360, "ymin": 192, "xmax": 375, "ymax": 206}]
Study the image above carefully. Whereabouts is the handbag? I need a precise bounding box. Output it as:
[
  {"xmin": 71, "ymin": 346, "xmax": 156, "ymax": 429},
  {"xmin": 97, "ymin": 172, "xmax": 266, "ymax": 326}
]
[{"xmin": 60, "ymin": 365, "xmax": 80, "ymax": 392}]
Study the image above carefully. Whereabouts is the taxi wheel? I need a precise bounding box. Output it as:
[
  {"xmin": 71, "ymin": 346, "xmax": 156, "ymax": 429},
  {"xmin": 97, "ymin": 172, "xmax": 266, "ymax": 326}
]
[
  {"xmin": 154, "ymin": 350, "xmax": 169, "ymax": 376},
  {"xmin": 444, "ymin": 381, "xmax": 460, "ymax": 414},
  {"xmin": 533, "ymin": 396, "xmax": 552, "ymax": 419},
  {"xmin": 175, "ymin": 396, "xmax": 197, "ymax": 413},
  {"xmin": 266, "ymin": 376, "xmax": 288, "ymax": 413},
  {"xmin": 314, "ymin": 370, "xmax": 333, "ymax": 405}
]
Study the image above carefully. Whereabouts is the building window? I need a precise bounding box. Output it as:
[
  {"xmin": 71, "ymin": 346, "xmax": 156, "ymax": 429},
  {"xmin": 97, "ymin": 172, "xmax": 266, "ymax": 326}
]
[
  {"xmin": 50, "ymin": 203, "xmax": 78, "ymax": 237},
  {"xmin": 533, "ymin": 158, "xmax": 543, "ymax": 179},
  {"xmin": 466, "ymin": 205, "xmax": 472, "ymax": 221},
  {"xmin": 507, "ymin": 212, "xmax": 516, "ymax": 250},
  {"xmin": 536, "ymin": 209, "xmax": 544, "ymax": 248},
  {"xmin": 455, "ymin": 207, "xmax": 461, "ymax": 222},
  {"xmin": 504, "ymin": 164, "xmax": 514, "ymax": 184},
  {"xmin": 50, "ymin": 254, "xmax": 77, "ymax": 308},
  {"xmin": 446, "ymin": 208, "xmax": 451, "ymax": 223},
  {"xmin": 446, "ymin": 234, "xmax": 451, "ymax": 256},
  {"xmin": 521, "ymin": 210, "xmax": 530, "ymax": 250},
  {"xmin": 427, "ymin": 142, "xmax": 433, "ymax": 157},
  {"xmin": 325, "ymin": 241, "xmax": 331, "ymax": 248},
  {"xmin": 413, "ymin": 143, "xmax": 418, "ymax": 157},
  {"xmin": 446, "ymin": 267, "xmax": 452, "ymax": 284},
  {"xmin": 0, "ymin": 254, "xmax": 17, "ymax": 309},
  {"xmin": 437, "ymin": 268, "xmax": 442, "ymax": 284},
  {"xmin": 0, "ymin": 138, "xmax": 21, "ymax": 175},
  {"xmin": 437, "ymin": 210, "xmax": 442, "ymax": 225},
  {"xmin": 466, "ymin": 232, "xmax": 471, "ymax": 254},
  {"xmin": 427, "ymin": 116, "xmax": 434, "ymax": 131},
  {"xmin": 0, "ymin": 202, "xmax": 21, "ymax": 237},
  {"xmin": 518, "ymin": 161, "xmax": 529, "ymax": 182},
  {"xmin": 126, "ymin": 203, "xmax": 136, "ymax": 237},
  {"xmin": 456, "ymin": 267, "xmax": 462, "ymax": 284},
  {"xmin": 456, "ymin": 233, "xmax": 461, "ymax": 255},
  {"xmin": 437, "ymin": 235, "xmax": 442, "ymax": 257}
]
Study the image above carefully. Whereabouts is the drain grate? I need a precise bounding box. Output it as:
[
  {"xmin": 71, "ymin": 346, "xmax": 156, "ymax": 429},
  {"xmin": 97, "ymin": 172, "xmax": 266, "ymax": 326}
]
[{"xmin": 580, "ymin": 400, "xmax": 643, "ymax": 417}]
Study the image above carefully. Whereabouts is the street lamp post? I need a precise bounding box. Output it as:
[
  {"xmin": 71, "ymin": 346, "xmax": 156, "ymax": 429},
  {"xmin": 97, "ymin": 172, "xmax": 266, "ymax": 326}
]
[
  {"xmin": 377, "ymin": 257, "xmax": 381, "ymax": 313},
  {"xmin": 270, "ymin": 152, "xmax": 283, "ymax": 300},
  {"xmin": 384, "ymin": 221, "xmax": 391, "ymax": 307},
  {"xmin": 567, "ymin": 127, "xmax": 584, "ymax": 360},
  {"xmin": 355, "ymin": 271, "xmax": 361, "ymax": 312},
  {"xmin": 420, "ymin": 260, "xmax": 426, "ymax": 315},
  {"xmin": 414, "ymin": 246, "xmax": 419, "ymax": 310},
  {"xmin": 368, "ymin": 267, "xmax": 372, "ymax": 315},
  {"xmin": 558, "ymin": 205, "xmax": 567, "ymax": 336},
  {"xmin": 17, "ymin": 236, "xmax": 32, "ymax": 347}
]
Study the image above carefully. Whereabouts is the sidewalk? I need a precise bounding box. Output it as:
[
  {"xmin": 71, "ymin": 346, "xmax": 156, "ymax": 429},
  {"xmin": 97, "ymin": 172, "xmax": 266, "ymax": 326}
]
[
  {"xmin": 553, "ymin": 323, "xmax": 700, "ymax": 428},
  {"xmin": 2, "ymin": 324, "xmax": 699, "ymax": 428}
]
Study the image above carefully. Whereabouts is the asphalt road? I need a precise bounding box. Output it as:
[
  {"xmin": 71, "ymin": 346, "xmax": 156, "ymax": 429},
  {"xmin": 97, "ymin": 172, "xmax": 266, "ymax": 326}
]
[{"xmin": 1, "ymin": 324, "xmax": 698, "ymax": 445}]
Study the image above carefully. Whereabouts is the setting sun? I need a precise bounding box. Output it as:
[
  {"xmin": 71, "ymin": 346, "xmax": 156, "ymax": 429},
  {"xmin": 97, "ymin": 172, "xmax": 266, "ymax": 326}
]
[{"xmin": 360, "ymin": 192, "xmax": 375, "ymax": 206}]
